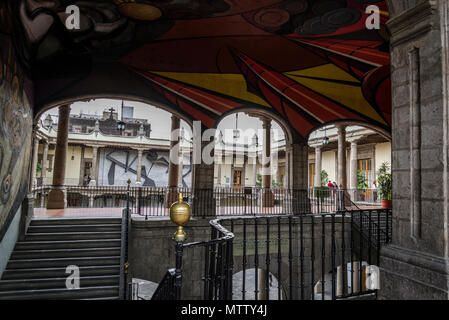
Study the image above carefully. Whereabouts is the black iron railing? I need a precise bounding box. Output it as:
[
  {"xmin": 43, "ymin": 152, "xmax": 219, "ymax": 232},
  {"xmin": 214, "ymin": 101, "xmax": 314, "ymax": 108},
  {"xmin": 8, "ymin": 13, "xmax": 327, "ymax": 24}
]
[
  {"xmin": 33, "ymin": 185, "xmax": 363, "ymax": 217},
  {"xmin": 155, "ymin": 209, "xmax": 392, "ymax": 300},
  {"xmin": 119, "ymin": 183, "xmax": 131, "ymax": 300},
  {"xmin": 151, "ymin": 269, "xmax": 176, "ymax": 300}
]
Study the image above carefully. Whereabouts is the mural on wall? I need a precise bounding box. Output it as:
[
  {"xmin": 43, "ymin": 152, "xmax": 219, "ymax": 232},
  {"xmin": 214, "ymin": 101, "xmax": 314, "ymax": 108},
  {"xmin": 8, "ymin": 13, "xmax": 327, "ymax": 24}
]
[
  {"xmin": 0, "ymin": 3, "xmax": 33, "ymax": 238},
  {"xmin": 18, "ymin": 0, "xmax": 391, "ymax": 139},
  {"xmin": 98, "ymin": 148, "xmax": 192, "ymax": 187}
]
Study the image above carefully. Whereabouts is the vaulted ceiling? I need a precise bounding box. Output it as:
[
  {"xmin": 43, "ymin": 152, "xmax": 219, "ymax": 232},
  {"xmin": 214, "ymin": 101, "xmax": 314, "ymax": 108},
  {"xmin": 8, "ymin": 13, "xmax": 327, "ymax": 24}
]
[{"xmin": 5, "ymin": 0, "xmax": 391, "ymax": 138}]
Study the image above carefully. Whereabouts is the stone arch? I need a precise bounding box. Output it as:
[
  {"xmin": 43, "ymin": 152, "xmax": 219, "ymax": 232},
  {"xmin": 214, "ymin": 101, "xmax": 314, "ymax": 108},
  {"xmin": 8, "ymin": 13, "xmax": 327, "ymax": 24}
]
[
  {"xmin": 34, "ymin": 94, "xmax": 194, "ymax": 130},
  {"xmin": 305, "ymin": 120, "xmax": 391, "ymax": 142},
  {"xmin": 213, "ymin": 107, "xmax": 296, "ymax": 147}
]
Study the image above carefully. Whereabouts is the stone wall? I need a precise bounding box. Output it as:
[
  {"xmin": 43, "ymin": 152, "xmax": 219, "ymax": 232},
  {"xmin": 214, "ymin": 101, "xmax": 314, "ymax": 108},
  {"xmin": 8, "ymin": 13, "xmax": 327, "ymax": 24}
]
[
  {"xmin": 380, "ymin": 0, "xmax": 449, "ymax": 299},
  {"xmin": 0, "ymin": 5, "xmax": 34, "ymax": 277}
]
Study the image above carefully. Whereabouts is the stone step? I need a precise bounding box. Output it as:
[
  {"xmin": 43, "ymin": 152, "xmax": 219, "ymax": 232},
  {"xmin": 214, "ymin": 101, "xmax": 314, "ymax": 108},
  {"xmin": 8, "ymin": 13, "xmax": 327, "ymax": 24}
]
[
  {"xmin": 27, "ymin": 224, "xmax": 121, "ymax": 233},
  {"xmin": 6, "ymin": 256, "xmax": 120, "ymax": 269},
  {"xmin": 11, "ymin": 247, "xmax": 121, "ymax": 260},
  {"xmin": 0, "ymin": 275, "xmax": 119, "ymax": 291},
  {"xmin": 25, "ymin": 232, "xmax": 121, "ymax": 241},
  {"xmin": 30, "ymin": 218, "xmax": 122, "ymax": 226},
  {"xmin": 0, "ymin": 286, "xmax": 119, "ymax": 300},
  {"xmin": 1, "ymin": 265, "xmax": 120, "ymax": 280},
  {"xmin": 15, "ymin": 239, "xmax": 121, "ymax": 250}
]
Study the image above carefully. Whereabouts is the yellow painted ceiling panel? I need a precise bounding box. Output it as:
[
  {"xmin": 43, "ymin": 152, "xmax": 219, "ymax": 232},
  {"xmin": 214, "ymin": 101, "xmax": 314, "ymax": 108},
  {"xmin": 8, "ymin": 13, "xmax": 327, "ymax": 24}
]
[
  {"xmin": 285, "ymin": 75, "xmax": 386, "ymax": 125},
  {"xmin": 151, "ymin": 72, "xmax": 271, "ymax": 108},
  {"xmin": 286, "ymin": 64, "xmax": 360, "ymax": 83}
]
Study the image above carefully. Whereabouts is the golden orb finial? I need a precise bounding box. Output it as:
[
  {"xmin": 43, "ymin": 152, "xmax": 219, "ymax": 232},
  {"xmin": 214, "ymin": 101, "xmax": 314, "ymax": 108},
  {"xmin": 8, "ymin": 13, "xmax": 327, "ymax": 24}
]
[{"xmin": 169, "ymin": 193, "xmax": 191, "ymax": 242}]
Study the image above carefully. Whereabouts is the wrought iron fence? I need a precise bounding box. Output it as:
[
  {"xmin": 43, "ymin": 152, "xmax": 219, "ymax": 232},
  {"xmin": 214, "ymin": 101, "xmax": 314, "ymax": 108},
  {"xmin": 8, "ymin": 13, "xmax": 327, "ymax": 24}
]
[
  {"xmin": 32, "ymin": 185, "xmax": 359, "ymax": 217},
  {"xmin": 154, "ymin": 209, "xmax": 392, "ymax": 300}
]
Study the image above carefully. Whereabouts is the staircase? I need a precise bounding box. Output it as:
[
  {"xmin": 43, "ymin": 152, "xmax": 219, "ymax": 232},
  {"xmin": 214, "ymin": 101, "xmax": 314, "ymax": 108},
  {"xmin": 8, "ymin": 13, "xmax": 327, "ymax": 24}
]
[{"xmin": 0, "ymin": 218, "xmax": 122, "ymax": 300}]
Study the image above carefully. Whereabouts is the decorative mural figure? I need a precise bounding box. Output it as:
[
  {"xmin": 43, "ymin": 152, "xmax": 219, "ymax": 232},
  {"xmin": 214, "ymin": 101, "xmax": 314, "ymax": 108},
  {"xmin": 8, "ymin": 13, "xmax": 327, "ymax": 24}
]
[
  {"xmin": 101, "ymin": 149, "xmax": 191, "ymax": 187},
  {"xmin": 0, "ymin": 2, "xmax": 33, "ymax": 235}
]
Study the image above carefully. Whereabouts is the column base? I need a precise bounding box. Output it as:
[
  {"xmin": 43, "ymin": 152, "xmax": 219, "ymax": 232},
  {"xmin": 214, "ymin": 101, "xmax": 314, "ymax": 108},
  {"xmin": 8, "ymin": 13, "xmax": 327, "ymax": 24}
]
[
  {"xmin": 89, "ymin": 180, "xmax": 97, "ymax": 187},
  {"xmin": 135, "ymin": 181, "xmax": 142, "ymax": 187},
  {"xmin": 379, "ymin": 244, "xmax": 449, "ymax": 300},
  {"xmin": 46, "ymin": 189, "xmax": 66, "ymax": 210}
]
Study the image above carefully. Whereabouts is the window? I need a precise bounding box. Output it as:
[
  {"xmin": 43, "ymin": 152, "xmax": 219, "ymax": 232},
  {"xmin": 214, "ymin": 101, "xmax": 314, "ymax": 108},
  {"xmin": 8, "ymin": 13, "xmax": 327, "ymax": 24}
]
[
  {"xmin": 233, "ymin": 169, "xmax": 242, "ymax": 187},
  {"xmin": 278, "ymin": 166, "xmax": 285, "ymax": 186},
  {"xmin": 358, "ymin": 159, "xmax": 374, "ymax": 186},
  {"xmin": 309, "ymin": 163, "xmax": 315, "ymax": 187}
]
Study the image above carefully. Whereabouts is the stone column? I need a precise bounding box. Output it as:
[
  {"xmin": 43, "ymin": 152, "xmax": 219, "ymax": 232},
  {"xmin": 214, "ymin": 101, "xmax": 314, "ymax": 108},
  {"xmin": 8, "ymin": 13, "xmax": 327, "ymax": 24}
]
[
  {"xmin": 313, "ymin": 145, "xmax": 322, "ymax": 187},
  {"xmin": 261, "ymin": 117, "xmax": 274, "ymax": 207},
  {"xmin": 47, "ymin": 105, "xmax": 70, "ymax": 209},
  {"xmin": 136, "ymin": 149, "xmax": 143, "ymax": 186},
  {"xmin": 287, "ymin": 141, "xmax": 310, "ymax": 214},
  {"xmin": 192, "ymin": 123, "xmax": 216, "ymax": 217},
  {"xmin": 216, "ymin": 162, "xmax": 222, "ymax": 186},
  {"xmin": 31, "ymin": 135, "xmax": 40, "ymax": 187},
  {"xmin": 90, "ymin": 146, "xmax": 98, "ymax": 186},
  {"xmin": 262, "ymin": 118, "xmax": 272, "ymax": 189},
  {"xmin": 178, "ymin": 149, "xmax": 184, "ymax": 187},
  {"xmin": 41, "ymin": 140, "xmax": 49, "ymax": 185},
  {"xmin": 336, "ymin": 125, "xmax": 347, "ymax": 189},
  {"xmin": 349, "ymin": 140, "xmax": 358, "ymax": 190},
  {"xmin": 167, "ymin": 115, "xmax": 180, "ymax": 207},
  {"xmin": 252, "ymin": 159, "xmax": 258, "ymax": 186}
]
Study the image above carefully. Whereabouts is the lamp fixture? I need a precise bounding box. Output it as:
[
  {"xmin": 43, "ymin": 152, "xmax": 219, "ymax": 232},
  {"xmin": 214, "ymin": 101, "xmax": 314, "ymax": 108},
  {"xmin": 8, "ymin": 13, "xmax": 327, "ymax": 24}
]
[
  {"xmin": 117, "ymin": 121, "xmax": 126, "ymax": 134},
  {"xmin": 323, "ymin": 126, "xmax": 330, "ymax": 146}
]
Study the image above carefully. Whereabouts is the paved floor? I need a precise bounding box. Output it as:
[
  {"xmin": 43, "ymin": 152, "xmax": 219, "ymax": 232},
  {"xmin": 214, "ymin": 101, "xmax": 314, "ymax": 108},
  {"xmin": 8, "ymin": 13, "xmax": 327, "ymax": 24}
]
[{"xmin": 33, "ymin": 205, "xmax": 383, "ymax": 219}]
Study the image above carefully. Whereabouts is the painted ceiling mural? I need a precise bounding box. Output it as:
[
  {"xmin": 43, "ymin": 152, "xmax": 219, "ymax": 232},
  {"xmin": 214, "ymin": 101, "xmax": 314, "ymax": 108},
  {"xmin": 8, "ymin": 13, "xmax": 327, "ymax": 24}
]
[
  {"xmin": 17, "ymin": 0, "xmax": 391, "ymax": 138},
  {"xmin": 0, "ymin": 1, "xmax": 33, "ymax": 237}
]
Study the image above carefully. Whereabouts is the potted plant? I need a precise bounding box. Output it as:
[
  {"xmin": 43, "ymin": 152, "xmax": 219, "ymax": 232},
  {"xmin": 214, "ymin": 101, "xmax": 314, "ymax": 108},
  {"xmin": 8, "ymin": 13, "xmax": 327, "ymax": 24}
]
[
  {"xmin": 357, "ymin": 169, "xmax": 368, "ymax": 201},
  {"xmin": 314, "ymin": 170, "xmax": 330, "ymax": 199},
  {"xmin": 377, "ymin": 162, "xmax": 392, "ymax": 209}
]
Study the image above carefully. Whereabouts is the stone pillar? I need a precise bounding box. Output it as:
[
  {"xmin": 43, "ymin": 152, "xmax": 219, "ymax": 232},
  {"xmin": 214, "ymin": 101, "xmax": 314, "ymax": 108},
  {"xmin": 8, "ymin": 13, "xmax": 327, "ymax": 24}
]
[
  {"xmin": 261, "ymin": 118, "xmax": 274, "ymax": 207},
  {"xmin": 379, "ymin": 0, "xmax": 449, "ymax": 300},
  {"xmin": 348, "ymin": 139, "xmax": 359, "ymax": 202},
  {"xmin": 192, "ymin": 124, "xmax": 216, "ymax": 217},
  {"xmin": 136, "ymin": 149, "xmax": 143, "ymax": 186},
  {"xmin": 47, "ymin": 105, "xmax": 70, "ymax": 209},
  {"xmin": 41, "ymin": 140, "xmax": 49, "ymax": 185},
  {"xmin": 31, "ymin": 135, "xmax": 39, "ymax": 187},
  {"xmin": 336, "ymin": 125, "xmax": 347, "ymax": 189},
  {"xmin": 349, "ymin": 140, "xmax": 358, "ymax": 190},
  {"xmin": 313, "ymin": 145, "xmax": 322, "ymax": 187},
  {"xmin": 288, "ymin": 141, "xmax": 310, "ymax": 214},
  {"xmin": 178, "ymin": 148, "xmax": 184, "ymax": 187},
  {"xmin": 90, "ymin": 146, "xmax": 98, "ymax": 186},
  {"xmin": 167, "ymin": 115, "xmax": 180, "ymax": 207},
  {"xmin": 262, "ymin": 118, "xmax": 272, "ymax": 189},
  {"xmin": 216, "ymin": 162, "xmax": 222, "ymax": 186},
  {"xmin": 252, "ymin": 159, "xmax": 258, "ymax": 186}
]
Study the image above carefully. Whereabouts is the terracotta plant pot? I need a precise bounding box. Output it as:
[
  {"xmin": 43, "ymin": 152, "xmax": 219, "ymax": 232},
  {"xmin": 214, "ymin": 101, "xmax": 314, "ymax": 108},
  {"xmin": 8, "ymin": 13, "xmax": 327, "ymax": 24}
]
[{"xmin": 381, "ymin": 200, "xmax": 392, "ymax": 209}]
